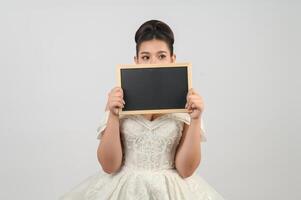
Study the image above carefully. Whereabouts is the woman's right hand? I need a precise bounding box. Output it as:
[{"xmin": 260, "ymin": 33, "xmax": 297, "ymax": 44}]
[{"xmin": 107, "ymin": 86, "xmax": 125, "ymax": 116}]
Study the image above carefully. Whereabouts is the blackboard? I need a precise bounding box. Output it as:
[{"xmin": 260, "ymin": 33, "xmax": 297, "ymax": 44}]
[{"xmin": 116, "ymin": 63, "xmax": 192, "ymax": 115}]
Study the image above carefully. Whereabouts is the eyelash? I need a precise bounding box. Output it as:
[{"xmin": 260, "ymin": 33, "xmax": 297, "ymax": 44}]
[
  {"xmin": 142, "ymin": 56, "xmax": 149, "ymax": 60},
  {"xmin": 141, "ymin": 55, "xmax": 166, "ymax": 60},
  {"xmin": 159, "ymin": 54, "xmax": 166, "ymax": 59}
]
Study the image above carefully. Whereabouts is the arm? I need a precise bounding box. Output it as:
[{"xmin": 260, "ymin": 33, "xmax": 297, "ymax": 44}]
[
  {"xmin": 97, "ymin": 102, "xmax": 123, "ymax": 174},
  {"xmin": 175, "ymin": 118, "xmax": 202, "ymax": 178},
  {"xmin": 175, "ymin": 88, "xmax": 204, "ymax": 178}
]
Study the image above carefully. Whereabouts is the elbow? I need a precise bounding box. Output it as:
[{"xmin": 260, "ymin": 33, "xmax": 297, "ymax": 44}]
[
  {"xmin": 101, "ymin": 165, "xmax": 120, "ymax": 174},
  {"xmin": 177, "ymin": 169, "xmax": 195, "ymax": 178},
  {"xmin": 99, "ymin": 158, "xmax": 122, "ymax": 174},
  {"xmin": 98, "ymin": 158, "xmax": 122, "ymax": 174},
  {"xmin": 176, "ymin": 159, "xmax": 201, "ymax": 179},
  {"xmin": 101, "ymin": 166, "xmax": 113, "ymax": 174},
  {"xmin": 97, "ymin": 145, "xmax": 122, "ymax": 174},
  {"xmin": 97, "ymin": 153, "xmax": 122, "ymax": 174}
]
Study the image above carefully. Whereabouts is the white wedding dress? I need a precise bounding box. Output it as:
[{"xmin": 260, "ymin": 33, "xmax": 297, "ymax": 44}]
[{"xmin": 59, "ymin": 111, "xmax": 226, "ymax": 200}]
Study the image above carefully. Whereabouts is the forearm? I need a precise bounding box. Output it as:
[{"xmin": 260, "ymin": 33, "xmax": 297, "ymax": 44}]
[
  {"xmin": 97, "ymin": 110, "xmax": 123, "ymax": 174},
  {"xmin": 175, "ymin": 118, "xmax": 202, "ymax": 178}
]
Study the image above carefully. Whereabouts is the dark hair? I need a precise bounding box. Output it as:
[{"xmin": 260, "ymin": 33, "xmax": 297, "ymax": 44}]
[{"xmin": 135, "ymin": 20, "xmax": 174, "ymax": 56}]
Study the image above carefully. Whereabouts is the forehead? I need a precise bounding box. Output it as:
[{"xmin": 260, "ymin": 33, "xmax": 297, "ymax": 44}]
[{"xmin": 139, "ymin": 39, "xmax": 170, "ymax": 54}]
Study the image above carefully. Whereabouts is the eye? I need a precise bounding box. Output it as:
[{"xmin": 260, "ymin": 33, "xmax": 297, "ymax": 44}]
[
  {"xmin": 158, "ymin": 54, "xmax": 166, "ymax": 60},
  {"xmin": 141, "ymin": 56, "xmax": 149, "ymax": 60}
]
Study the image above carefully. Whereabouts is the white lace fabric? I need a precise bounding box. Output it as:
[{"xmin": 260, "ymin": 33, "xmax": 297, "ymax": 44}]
[
  {"xmin": 59, "ymin": 111, "xmax": 227, "ymax": 200},
  {"xmin": 96, "ymin": 111, "xmax": 207, "ymax": 171}
]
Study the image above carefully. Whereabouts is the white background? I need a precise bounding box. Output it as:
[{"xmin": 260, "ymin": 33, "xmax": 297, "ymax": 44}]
[{"xmin": 0, "ymin": 0, "xmax": 299, "ymax": 199}]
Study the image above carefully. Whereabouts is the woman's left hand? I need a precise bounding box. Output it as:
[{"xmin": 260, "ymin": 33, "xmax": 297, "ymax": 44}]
[{"xmin": 185, "ymin": 88, "xmax": 204, "ymax": 120}]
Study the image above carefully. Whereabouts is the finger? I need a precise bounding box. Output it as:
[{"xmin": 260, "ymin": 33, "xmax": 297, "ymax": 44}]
[
  {"xmin": 111, "ymin": 102, "xmax": 124, "ymax": 109},
  {"xmin": 111, "ymin": 98, "xmax": 124, "ymax": 106},
  {"xmin": 188, "ymin": 101, "xmax": 199, "ymax": 110},
  {"xmin": 115, "ymin": 87, "xmax": 123, "ymax": 93},
  {"xmin": 186, "ymin": 94, "xmax": 202, "ymax": 108},
  {"xmin": 114, "ymin": 89, "xmax": 123, "ymax": 95},
  {"xmin": 187, "ymin": 94, "xmax": 202, "ymax": 100},
  {"xmin": 187, "ymin": 93, "xmax": 200, "ymax": 102},
  {"xmin": 193, "ymin": 102, "xmax": 204, "ymax": 111},
  {"xmin": 187, "ymin": 89, "xmax": 192, "ymax": 97},
  {"xmin": 118, "ymin": 98, "xmax": 125, "ymax": 105},
  {"xmin": 190, "ymin": 100, "xmax": 202, "ymax": 105},
  {"xmin": 188, "ymin": 99, "xmax": 202, "ymax": 107},
  {"xmin": 185, "ymin": 99, "xmax": 191, "ymax": 108},
  {"xmin": 113, "ymin": 92, "xmax": 123, "ymax": 98},
  {"xmin": 191, "ymin": 88, "xmax": 197, "ymax": 94},
  {"xmin": 111, "ymin": 96, "xmax": 124, "ymax": 101},
  {"xmin": 191, "ymin": 103, "xmax": 197, "ymax": 109},
  {"xmin": 186, "ymin": 92, "xmax": 192, "ymax": 101},
  {"xmin": 187, "ymin": 99, "xmax": 198, "ymax": 109},
  {"xmin": 112, "ymin": 87, "xmax": 123, "ymax": 95},
  {"xmin": 186, "ymin": 101, "xmax": 192, "ymax": 110},
  {"xmin": 189, "ymin": 88, "xmax": 195, "ymax": 95},
  {"xmin": 111, "ymin": 101, "xmax": 124, "ymax": 108}
]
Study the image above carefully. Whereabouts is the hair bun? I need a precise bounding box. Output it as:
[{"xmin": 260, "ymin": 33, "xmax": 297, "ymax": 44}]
[{"xmin": 135, "ymin": 20, "xmax": 174, "ymax": 45}]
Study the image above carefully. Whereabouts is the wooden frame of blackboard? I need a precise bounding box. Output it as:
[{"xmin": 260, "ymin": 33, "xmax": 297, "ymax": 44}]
[{"xmin": 116, "ymin": 62, "xmax": 192, "ymax": 115}]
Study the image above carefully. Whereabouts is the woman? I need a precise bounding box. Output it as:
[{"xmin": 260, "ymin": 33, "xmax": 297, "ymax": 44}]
[{"xmin": 60, "ymin": 19, "xmax": 225, "ymax": 200}]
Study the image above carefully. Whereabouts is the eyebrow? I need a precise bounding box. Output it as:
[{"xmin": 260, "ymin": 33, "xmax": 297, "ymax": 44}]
[
  {"xmin": 140, "ymin": 52, "xmax": 150, "ymax": 55},
  {"xmin": 140, "ymin": 51, "xmax": 168, "ymax": 54}
]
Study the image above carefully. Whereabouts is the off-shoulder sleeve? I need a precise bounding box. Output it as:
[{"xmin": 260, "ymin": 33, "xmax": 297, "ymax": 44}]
[
  {"xmin": 96, "ymin": 110, "xmax": 110, "ymax": 140},
  {"xmin": 171, "ymin": 113, "xmax": 207, "ymax": 142}
]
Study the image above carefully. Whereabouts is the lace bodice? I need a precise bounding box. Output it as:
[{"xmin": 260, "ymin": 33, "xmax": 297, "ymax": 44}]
[{"xmin": 96, "ymin": 111, "xmax": 207, "ymax": 171}]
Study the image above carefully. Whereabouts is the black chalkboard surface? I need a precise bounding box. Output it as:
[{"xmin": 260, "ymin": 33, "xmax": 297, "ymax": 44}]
[{"xmin": 116, "ymin": 63, "xmax": 192, "ymax": 115}]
